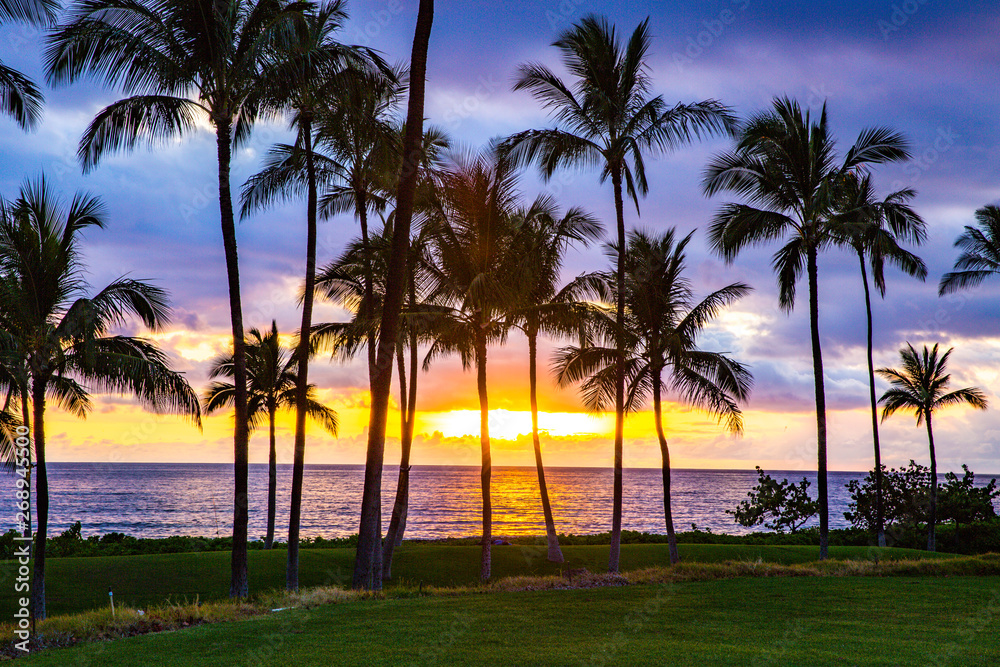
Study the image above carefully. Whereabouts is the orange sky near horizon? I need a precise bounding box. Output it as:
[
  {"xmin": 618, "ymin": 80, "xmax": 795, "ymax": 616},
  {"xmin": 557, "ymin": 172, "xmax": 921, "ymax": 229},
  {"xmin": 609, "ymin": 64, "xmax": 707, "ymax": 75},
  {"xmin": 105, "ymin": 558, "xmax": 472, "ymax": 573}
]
[{"xmin": 38, "ymin": 333, "xmax": 999, "ymax": 476}]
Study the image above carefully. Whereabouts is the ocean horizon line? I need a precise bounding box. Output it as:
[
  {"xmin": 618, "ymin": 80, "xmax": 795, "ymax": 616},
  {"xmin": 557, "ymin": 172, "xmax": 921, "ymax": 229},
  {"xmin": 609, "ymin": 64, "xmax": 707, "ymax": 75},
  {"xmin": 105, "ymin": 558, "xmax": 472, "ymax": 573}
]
[{"xmin": 30, "ymin": 461, "xmax": 999, "ymax": 476}]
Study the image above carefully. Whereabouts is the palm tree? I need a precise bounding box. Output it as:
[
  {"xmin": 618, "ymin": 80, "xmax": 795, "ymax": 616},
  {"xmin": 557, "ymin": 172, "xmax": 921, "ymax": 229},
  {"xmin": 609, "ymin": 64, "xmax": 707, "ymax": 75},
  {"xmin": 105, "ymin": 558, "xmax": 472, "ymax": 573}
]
[
  {"xmin": 939, "ymin": 205, "xmax": 1000, "ymax": 296},
  {"xmin": 241, "ymin": 2, "xmax": 381, "ymax": 591},
  {"xmin": 352, "ymin": 0, "xmax": 433, "ymax": 590},
  {"xmin": 508, "ymin": 199, "xmax": 602, "ymax": 563},
  {"xmin": 833, "ymin": 174, "xmax": 926, "ymax": 548},
  {"xmin": 555, "ymin": 229, "xmax": 752, "ymax": 564},
  {"xmin": 1, "ymin": 0, "xmax": 57, "ymax": 129},
  {"xmin": 877, "ymin": 343, "xmax": 987, "ymax": 551},
  {"xmin": 203, "ymin": 321, "xmax": 338, "ymax": 550},
  {"xmin": 46, "ymin": 0, "xmax": 307, "ymax": 598},
  {"xmin": 503, "ymin": 15, "xmax": 736, "ymax": 572},
  {"xmin": 0, "ymin": 177, "xmax": 202, "ymax": 620},
  {"xmin": 703, "ymin": 96, "xmax": 912, "ymax": 559},
  {"xmin": 421, "ymin": 145, "xmax": 528, "ymax": 581},
  {"xmin": 312, "ymin": 223, "xmax": 436, "ymax": 579}
]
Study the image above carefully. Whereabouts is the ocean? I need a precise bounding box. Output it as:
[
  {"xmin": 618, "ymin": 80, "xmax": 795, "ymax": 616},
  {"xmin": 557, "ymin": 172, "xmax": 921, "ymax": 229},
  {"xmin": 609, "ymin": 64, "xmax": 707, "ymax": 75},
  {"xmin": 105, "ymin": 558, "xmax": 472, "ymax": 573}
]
[{"xmin": 3, "ymin": 464, "xmax": 996, "ymax": 540}]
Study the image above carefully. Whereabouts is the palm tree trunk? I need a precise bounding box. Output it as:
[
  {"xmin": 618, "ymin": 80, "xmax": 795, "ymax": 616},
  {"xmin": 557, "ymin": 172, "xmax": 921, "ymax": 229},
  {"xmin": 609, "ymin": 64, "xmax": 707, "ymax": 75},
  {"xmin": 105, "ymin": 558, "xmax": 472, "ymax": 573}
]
[
  {"xmin": 216, "ymin": 117, "xmax": 250, "ymax": 598},
  {"xmin": 288, "ymin": 114, "xmax": 319, "ymax": 592},
  {"xmin": 353, "ymin": 0, "xmax": 433, "ymax": 591},
  {"xmin": 383, "ymin": 341, "xmax": 411, "ymax": 579},
  {"xmin": 652, "ymin": 368, "xmax": 679, "ymax": 564},
  {"xmin": 609, "ymin": 166, "xmax": 627, "ymax": 574},
  {"xmin": 528, "ymin": 328, "xmax": 564, "ymax": 563},
  {"xmin": 396, "ymin": 300, "xmax": 419, "ymax": 547},
  {"xmin": 358, "ymin": 190, "xmax": 376, "ymax": 379},
  {"xmin": 477, "ymin": 332, "xmax": 492, "ymax": 581},
  {"xmin": 266, "ymin": 403, "xmax": 277, "ymax": 549},
  {"xmin": 858, "ymin": 256, "xmax": 886, "ymax": 548},
  {"xmin": 30, "ymin": 379, "xmax": 46, "ymax": 621},
  {"xmin": 807, "ymin": 245, "xmax": 829, "ymax": 560},
  {"xmin": 358, "ymin": 185, "xmax": 381, "ymax": 585},
  {"xmin": 926, "ymin": 412, "xmax": 937, "ymax": 552}
]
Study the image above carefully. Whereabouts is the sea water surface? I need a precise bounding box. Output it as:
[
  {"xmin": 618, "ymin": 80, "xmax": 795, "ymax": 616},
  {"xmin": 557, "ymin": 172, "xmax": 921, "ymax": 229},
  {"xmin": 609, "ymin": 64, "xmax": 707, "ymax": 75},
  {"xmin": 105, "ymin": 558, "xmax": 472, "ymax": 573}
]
[{"xmin": 2, "ymin": 463, "xmax": 956, "ymax": 540}]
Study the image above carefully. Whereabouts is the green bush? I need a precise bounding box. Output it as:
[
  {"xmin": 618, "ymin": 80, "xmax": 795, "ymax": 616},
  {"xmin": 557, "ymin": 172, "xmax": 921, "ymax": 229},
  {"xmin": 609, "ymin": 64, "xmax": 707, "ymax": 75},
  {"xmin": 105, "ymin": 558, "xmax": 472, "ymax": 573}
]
[{"xmin": 726, "ymin": 466, "xmax": 819, "ymax": 533}]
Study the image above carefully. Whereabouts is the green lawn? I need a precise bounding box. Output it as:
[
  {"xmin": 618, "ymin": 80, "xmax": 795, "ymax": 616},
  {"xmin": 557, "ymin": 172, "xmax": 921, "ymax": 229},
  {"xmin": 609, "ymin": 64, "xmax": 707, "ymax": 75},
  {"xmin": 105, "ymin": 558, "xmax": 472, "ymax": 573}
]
[
  {"xmin": 16, "ymin": 576, "xmax": 1000, "ymax": 666},
  {"xmin": 0, "ymin": 543, "xmax": 951, "ymax": 617}
]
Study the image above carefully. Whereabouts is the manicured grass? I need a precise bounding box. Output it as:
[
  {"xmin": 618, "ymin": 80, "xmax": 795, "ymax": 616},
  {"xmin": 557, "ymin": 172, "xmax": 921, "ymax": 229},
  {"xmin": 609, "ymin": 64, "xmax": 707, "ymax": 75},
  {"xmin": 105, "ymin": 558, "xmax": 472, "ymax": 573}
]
[
  {"xmin": 16, "ymin": 576, "xmax": 1000, "ymax": 666},
  {"xmin": 0, "ymin": 543, "xmax": 951, "ymax": 617}
]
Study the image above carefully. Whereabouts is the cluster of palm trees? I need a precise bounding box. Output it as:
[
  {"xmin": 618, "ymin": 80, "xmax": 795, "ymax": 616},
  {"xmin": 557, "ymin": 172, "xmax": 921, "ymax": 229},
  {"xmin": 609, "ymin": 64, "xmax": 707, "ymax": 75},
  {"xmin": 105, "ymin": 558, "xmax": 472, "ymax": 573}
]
[
  {"xmin": 0, "ymin": 178, "xmax": 202, "ymax": 620},
  {"xmin": 2, "ymin": 2, "xmax": 997, "ymax": 620}
]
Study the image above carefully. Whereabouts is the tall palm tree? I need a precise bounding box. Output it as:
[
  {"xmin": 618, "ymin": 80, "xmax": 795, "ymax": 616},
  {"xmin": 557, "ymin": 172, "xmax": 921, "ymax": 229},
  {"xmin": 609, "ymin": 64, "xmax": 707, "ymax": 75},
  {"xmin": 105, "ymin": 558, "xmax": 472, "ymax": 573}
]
[
  {"xmin": 939, "ymin": 205, "xmax": 1000, "ymax": 296},
  {"xmin": 834, "ymin": 174, "xmax": 926, "ymax": 548},
  {"xmin": 0, "ymin": 177, "xmax": 202, "ymax": 620},
  {"xmin": 421, "ymin": 145, "xmax": 527, "ymax": 581},
  {"xmin": 203, "ymin": 321, "xmax": 338, "ymax": 550},
  {"xmin": 508, "ymin": 199, "xmax": 602, "ymax": 563},
  {"xmin": 312, "ymin": 223, "xmax": 436, "ymax": 579},
  {"xmin": 242, "ymin": 66, "xmax": 406, "ymax": 588},
  {"xmin": 703, "ymin": 96, "xmax": 912, "ymax": 559},
  {"xmin": 555, "ymin": 229, "xmax": 752, "ymax": 564},
  {"xmin": 353, "ymin": 0, "xmax": 433, "ymax": 590},
  {"xmin": 46, "ymin": 0, "xmax": 306, "ymax": 598},
  {"xmin": 877, "ymin": 343, "xmax": 987, "ymax": 551},
  {"xmin": 503, "ymin": 15, "xmax": 736, "ymax": 572},
  {"xmin": 1, "ymin": 0, "xmax": 57, "ymax": 129},
  {"xmin": 241, "ymin": 3, "xmax": 382, "ymax": 591}
]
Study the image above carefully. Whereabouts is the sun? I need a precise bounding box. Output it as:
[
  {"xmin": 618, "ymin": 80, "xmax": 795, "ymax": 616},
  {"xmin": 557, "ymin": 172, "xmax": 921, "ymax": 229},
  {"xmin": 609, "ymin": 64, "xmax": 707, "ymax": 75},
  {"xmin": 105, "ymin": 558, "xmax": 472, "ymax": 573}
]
[{"xmin": 420, "ymin": 409, "xmax": 612, "ymax": 440}]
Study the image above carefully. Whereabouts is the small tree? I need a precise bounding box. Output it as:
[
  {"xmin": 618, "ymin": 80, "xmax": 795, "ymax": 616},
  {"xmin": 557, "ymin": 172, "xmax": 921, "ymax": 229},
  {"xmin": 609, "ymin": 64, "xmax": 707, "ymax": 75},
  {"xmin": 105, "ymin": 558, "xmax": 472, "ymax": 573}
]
[
  {"xmin": 845, "ymin": 461, "xmax": 931, "ymax": 536},
  {"xmin": 939, "ymin": 465, "xmax": 1000, "ymax": 531},
  {"xmin": 728, "ymin": 467, "xmax": 818, "ymax": 533}
]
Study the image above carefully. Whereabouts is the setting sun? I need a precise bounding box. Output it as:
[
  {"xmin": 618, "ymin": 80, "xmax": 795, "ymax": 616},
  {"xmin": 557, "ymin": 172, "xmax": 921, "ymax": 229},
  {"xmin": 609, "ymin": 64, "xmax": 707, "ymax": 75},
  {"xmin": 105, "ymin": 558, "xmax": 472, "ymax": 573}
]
[{"xmin": 420, "ymin": 409, "xmax": 613, "ymax": 440}]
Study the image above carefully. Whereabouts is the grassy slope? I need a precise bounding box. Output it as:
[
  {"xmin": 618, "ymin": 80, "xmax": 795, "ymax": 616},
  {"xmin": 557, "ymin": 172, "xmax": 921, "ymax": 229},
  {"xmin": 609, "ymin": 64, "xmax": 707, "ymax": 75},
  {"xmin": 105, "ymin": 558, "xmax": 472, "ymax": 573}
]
[
  {"xmin": 18, "ymin": 576, "xmax": 1000, "ymax": 666},
  {"xmin": 0, "ymin": 544, "xmax": 951, "ymax": 617}
]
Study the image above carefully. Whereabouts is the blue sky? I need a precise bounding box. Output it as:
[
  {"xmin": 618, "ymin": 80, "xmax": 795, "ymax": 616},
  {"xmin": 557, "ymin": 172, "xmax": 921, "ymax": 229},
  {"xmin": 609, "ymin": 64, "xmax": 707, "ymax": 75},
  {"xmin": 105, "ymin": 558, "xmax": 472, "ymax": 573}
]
[{"xmin": 1, "ymin": 1, "xmax": 999, "ymax": 471}]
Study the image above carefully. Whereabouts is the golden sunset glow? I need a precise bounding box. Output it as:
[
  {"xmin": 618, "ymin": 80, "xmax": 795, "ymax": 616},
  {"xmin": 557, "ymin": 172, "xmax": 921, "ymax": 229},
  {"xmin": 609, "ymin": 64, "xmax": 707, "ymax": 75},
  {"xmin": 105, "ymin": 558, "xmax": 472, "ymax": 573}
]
[{"xmin": 420, "ymin": 409, "xmax": 612, "ymax": 440}]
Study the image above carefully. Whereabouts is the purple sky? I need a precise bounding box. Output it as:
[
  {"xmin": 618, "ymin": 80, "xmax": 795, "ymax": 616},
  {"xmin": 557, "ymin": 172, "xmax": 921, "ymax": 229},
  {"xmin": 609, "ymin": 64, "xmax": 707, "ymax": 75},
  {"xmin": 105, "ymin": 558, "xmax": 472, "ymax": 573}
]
[{"xmin": 1, "ymin": 1, "xmax": 999, "ymax": 471}]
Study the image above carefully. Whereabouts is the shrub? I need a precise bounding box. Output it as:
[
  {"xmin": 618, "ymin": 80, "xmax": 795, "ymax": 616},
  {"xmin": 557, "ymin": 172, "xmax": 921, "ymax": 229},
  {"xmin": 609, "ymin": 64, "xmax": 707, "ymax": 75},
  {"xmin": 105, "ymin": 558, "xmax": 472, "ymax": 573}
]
[{"xmin": 727, "ymin": 466, "xmax": 818, "ymax": 533}]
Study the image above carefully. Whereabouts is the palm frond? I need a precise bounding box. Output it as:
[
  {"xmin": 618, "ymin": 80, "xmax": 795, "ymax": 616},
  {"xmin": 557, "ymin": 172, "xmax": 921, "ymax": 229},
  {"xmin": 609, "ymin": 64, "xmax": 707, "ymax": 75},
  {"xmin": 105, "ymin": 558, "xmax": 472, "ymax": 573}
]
[{"xmin": 77, "ymin": 95, "xmax": 203, "ymax": 173}]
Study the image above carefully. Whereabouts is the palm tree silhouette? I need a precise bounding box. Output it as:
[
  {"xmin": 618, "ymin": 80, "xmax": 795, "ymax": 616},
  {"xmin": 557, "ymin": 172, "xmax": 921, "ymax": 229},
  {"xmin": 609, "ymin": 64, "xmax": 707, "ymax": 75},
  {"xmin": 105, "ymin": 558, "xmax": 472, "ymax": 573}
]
[
  {"xmin": 0, "ymin": 177, "xmax": 201, "ymax": 620},
  {"xmin": 0, "ymin": 0, "xmax": 56, "ymax": 129},
  {"xmin": 939, "ymin": 205, "xmax": 1000, "ymax": 296},
  {"xmin": 508, "ymin": 199, "xmax": 602, "ymax": 563},
  {"xmin": 203, "ymin": 321, "xmax": 337, "ymax": 550},
  {"xmin": 877, "ymin": 343, "xmax": 987, "ymax": 551},
  {"xmin": 555, "ymin": 229, "xmax": 752, "ymax": 564},
  {"xmin": 421, "ymin": 145, "xmax": 526, "ymax": 581},
  {"xmin": 241, "ymin": 2, "xmax": 380, "ymax": 591},
  {"xmin": 833, "ymin": 173, "xmax": 926, "ymax": 548},
  {"xmin": 46, "ymin": 0, "xmax": 307, "ymax": 598},
  {"xmin": 503, "ymin": 15, "xmax": 736, "ymax": 572},
  {"xmin": 312, "ymin": 223, "xmax": 436, "ymax": 579},
  {"xmin": 703, "ymin": 96, "xmax": 912, "ymax": 559},
  {"xmin": 352, "ymin": 0, "xmax": 434, "ymax": 589}
]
